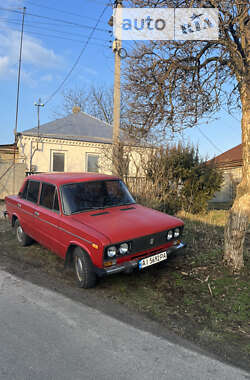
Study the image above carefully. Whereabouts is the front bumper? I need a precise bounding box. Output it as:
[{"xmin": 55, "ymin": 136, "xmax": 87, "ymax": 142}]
[{"xmin": 95, "ymin": 241, "xmax": 186, "ymax": 277}]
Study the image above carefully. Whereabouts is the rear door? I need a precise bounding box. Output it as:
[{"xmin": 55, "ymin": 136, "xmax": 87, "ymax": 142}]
[{"xmin": 35, "ymin": 182, "xmax": 62, "ymax": 253}]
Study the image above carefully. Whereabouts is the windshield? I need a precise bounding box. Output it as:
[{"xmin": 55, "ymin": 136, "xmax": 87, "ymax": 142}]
[{"xmin": 61, "ymin": 180, "xmax": 135, "ymax": 215}]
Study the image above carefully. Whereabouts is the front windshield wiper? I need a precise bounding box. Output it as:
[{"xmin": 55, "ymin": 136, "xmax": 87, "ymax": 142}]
[
  {"xmin": 71, "ymin": 206, "xmax": 104, "ymax": 214},
  {"xmin": 110, "ymin": 201, "xmax": 135, "ymax": 207}
]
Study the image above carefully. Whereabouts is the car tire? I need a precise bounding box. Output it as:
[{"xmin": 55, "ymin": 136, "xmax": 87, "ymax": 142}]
[
  {"xmin": 15, "ymin": 219, "xmax": 33, "ymax": 247},
  {"xmin": 73, "ymin": 247, "xmax": 97, "ymax": 289}
]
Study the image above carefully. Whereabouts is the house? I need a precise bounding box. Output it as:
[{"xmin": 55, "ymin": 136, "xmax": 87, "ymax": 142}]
[
  {"xmin": 209, "ymin": 144, "xmax": 242, "ymax": 203},
  {"xmin": 16, "ymin": 108, "xmax": 146, "ymax": 177}
]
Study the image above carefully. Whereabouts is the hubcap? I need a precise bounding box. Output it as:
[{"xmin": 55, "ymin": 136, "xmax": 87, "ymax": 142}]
[
  {"xmin": 17, "ymin": 225, "xmax": 23, "ymax": 242},
  {"xmin": 75, "ymin": 257, "xmax": 84, "ymax": 282}
]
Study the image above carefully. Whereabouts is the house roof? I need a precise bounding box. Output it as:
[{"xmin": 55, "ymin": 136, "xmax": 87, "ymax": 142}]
[
  {"xmin": 209, "ymin": 144, "xmax": 242, "ymax": 168},
  {"xmin": 20, "ymin": 112, "xmax": 115, "ymax": 144}
]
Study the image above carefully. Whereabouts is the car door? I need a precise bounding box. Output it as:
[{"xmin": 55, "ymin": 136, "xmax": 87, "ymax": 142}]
[
  {"xmin": 35, "ymin": 182, "xmax": 62, "ymax": 253},
  {"xmin": 18, "ymin": 179, "xmax": 41, "ymax": 241}
]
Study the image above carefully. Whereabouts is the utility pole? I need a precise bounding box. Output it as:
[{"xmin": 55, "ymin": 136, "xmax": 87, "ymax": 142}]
[
  {"xmin": 14, "ymin": 7, "xmax": 26, "ymax": 139},
  {"xmin": 30, "ymin": 98, "xmax": 44, "ymax": 172},
  {"xmin": 13, "ymin": 6, "xmax": 26, "ymax": 191},
  {"xmin": 34, "ymin": 98, "xmax": 44, "ymax": 139},
  {"xmin": 110, "ymin": 0, "xmax": 122, "ymax": 175}
]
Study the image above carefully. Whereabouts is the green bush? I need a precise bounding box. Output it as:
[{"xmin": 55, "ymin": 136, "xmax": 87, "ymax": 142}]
[{"xmin": 145, "ymin": 143, "xmax": 223, "ymax": 214}]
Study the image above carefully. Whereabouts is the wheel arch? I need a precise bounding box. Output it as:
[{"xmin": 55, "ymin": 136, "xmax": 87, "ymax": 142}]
[
  {"xmin": 12, "ymin": 214, "xmax": 18, "ymax": 227},
  {"xmin": 64, "ymin": 242, "xmax": 92, "ymax": 268}
]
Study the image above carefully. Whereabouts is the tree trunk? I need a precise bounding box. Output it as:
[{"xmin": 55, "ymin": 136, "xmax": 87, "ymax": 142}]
[{"xmin": 223, "ymin": 19, "xmax": 250, "ymax": 270}]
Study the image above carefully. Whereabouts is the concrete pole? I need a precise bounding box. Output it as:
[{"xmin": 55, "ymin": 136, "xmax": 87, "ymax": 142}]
[
  {"xmin": 113, "ymin": 38, "xmax": 122, "ymax": 144},
  {"xmin": 112, "ymin": 0, "xmax": 122, "ymax": 175}
]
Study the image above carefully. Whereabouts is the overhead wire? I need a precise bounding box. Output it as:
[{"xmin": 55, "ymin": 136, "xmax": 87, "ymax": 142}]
[
  {"xmin": 0, "ymin": 7, "xmax": 109, "ymax": 32},
  {"xmin": 23, "ymin": 0, "xmax": 108, "ymax": 25},
  {"xmin": 197, "ymin": 127, "xmax": 223, "ymax": 154},
  {"xmin": 2, "ymin": 19, "xmax": 109, "ymax": 42},
  {"xmin": 43, "ymin": 3, "xmax": 110, "ymax": 105},
  {"xmin": 6, "ymin": 26, "xmax": 109, "ymax": 47}
]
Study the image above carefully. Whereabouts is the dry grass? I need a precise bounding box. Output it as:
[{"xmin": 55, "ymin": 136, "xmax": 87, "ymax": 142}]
[{"xmin": 0, "ymin": 209, "xmax": 249, "ymax": 369}]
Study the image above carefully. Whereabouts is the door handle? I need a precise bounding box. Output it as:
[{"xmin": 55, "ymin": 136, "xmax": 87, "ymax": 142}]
[{"xmin": 34, "ymin": 211, "xmax": 39, "ymax": 216}]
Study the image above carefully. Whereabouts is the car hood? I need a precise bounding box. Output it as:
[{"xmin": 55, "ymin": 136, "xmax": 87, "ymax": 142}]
[{"xmin": 71, "ymin": 204, "xmax": 183, "ymax": 244}]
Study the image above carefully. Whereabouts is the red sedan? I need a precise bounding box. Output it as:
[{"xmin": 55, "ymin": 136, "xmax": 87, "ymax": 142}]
[{"xmin": 5, "ymin": 173, "xmax": 186, "ymax": 288}]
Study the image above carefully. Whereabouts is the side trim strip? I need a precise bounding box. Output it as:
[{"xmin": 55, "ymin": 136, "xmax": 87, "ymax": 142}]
[{"xmin": 10, "ymin": 202, "xmax": 93, "ymax": 246}]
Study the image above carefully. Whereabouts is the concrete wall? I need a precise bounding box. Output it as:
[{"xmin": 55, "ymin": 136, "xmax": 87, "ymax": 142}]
[
  {"xmin": 0, "ymin": 162, "xmax": 26, "ymax": 199},
  {"xmin": 210, "ymin": 167, "xmax": 242, "ymax": 203}
]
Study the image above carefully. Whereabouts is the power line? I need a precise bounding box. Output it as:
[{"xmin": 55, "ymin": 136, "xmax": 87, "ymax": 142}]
[
  {"xmin": 0, "ymin": 7, "xmax": 109, "ymax": 32},
  {"xmin": 44, "ymin": 4, "xmax": 109, "ymax": 106},
  {"xmin": 3, "ymin": 19, "xmax": 110, "ymax": 42},
  {"xmin": 197, "ymin": 127, "xmax": 223, "ymax": 154},
  {"xmin": 0, "ymin": 16, "xmax": 107, "ymax": 34},
  {"xmin": 7, "ymin": 26, "xmax": 109, "ymax": 47},
  {"xmin": 23, "ymin": 0, "xmax": 108, "ymax": 25}
]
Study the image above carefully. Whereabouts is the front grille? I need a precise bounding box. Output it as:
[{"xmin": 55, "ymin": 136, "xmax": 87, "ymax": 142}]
[
  {"xmin": 104, "ymin": 226, "xmax": 183, "ymax": 260},
  {"xmin": 130, "ymin": 226, "xmax": 183, "ymax": 254},
  {"xmin": 130, "ymin": 231, "xmax": 168, "ymax": 254}
]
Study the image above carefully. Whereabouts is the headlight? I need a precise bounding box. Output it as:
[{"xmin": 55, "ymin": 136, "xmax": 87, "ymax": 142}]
[
  {"xmin": 119, "ymin": 242, "xmax": 129, "ymax": 255},
  {"xmin": 167, "ymin": 230, "xmax": 173, "ymax": 240},
  {"xmin": 107, "ymin": 246, "xmax": 117, "ymax": 258},
  {"xmin": 174, "ymin": 228, "xmax": 180, "ymax": 238}
]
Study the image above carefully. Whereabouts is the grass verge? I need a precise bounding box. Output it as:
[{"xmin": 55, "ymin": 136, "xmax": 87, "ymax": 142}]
[{"xmin": 0, "ymin": 210, "xmax": 249, "ymax": 369}]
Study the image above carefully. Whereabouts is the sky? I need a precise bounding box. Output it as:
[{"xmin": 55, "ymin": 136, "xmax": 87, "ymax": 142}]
[{"xmin": 0, "ymin": 0, "xmax": 241, "ymax": 159}]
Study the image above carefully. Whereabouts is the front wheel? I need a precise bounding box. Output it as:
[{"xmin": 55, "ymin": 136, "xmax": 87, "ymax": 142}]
[
  {"xmin": 15, "ymin": 219, "xmax": 33, "ymax": 247},
  {"xmin": 73, "ymin": 247, "xmax": 97, "ymax": 289}
]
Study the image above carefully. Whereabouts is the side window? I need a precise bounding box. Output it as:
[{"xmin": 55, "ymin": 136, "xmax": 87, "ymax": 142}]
[
  {"xmin": 20, "ymin": 181, "xmax": 29, "ymax": 199},
  {"xmin": 26, "ymin": 181, "xmax": 40, "ymax": 203},
  {"xmin": 40, "ymin": 183, "xmax": 60, "ymax": 212}
]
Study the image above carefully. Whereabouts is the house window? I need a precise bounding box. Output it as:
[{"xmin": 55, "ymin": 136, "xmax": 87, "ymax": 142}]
[
  {"xmin": 86, "ymin": 154, "xmax": 99, "ymax": 173},
  {"xmin": 52, "ymin": 152, "xmax": 65, "ymax": 172}
]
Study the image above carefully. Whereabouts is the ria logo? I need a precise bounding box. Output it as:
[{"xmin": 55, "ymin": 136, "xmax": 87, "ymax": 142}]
[{"xmin": 180, "ymin": 12, "xmax": 214, "ymax": 35}]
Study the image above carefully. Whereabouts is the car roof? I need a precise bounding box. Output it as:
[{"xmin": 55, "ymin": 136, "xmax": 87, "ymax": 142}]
[{"xmin": 26, "ymin": 172, "xmax": 120, "ymax": 186}]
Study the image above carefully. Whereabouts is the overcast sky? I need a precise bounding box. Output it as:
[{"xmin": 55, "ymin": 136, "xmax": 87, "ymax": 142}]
[{"xmin": 0, "ymin": 0, "xmax": 241, "ymax": 159}]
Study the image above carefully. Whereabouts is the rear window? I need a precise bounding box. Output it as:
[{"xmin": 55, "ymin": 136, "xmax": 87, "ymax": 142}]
[
  {"xmin": 26, "ymin": 181, "xmax": 40, "ymax": 203},
  {"xmin": 20, "ymin": 181, "xmax": 29, "ymax": 199}
]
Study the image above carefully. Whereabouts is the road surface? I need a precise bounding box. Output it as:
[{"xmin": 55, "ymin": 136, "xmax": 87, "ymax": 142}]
[{"xmin": 0, "ymin": 269, "xmax": 249, "ymax": 380}]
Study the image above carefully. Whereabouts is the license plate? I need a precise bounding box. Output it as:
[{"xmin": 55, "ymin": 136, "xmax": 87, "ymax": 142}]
[{"xmin": 139, "ymin": 251, "xmax": 168, "ymax": 269}]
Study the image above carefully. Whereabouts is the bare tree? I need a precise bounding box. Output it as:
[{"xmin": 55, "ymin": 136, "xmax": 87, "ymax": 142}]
[
  {"xmin": 61, "ymin": 84, "xmax": 130, "ymax": 128},
  {"xmin": 125, "ymin": 0, "xmax": 249, "ymax": 270}
]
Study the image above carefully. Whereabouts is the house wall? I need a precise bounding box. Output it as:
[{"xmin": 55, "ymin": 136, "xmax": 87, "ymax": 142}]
[
  {"xmin": 17, "ymin": 135, "xmax": 148, "ymax": 176},
  {"xmin": 0, "ymin": 162, "xmax": 26, "ymax": 199},
  {"xmin": 210, "ymin": 166, "xmax": 242, "ymax": 203}
]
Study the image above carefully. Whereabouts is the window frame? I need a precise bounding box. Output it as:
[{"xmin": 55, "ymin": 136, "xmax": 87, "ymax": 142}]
[
  {"xmin": 51, "ymin": 150, "xmax": 66, "ymax": 172},
  {"xmin": 86, "ymin": 153, "xmax": 99, "ymax": 173},
  {"xmin": 25, "ymin": 180, "xmax": 41, "ymax": 204},
  {"xmin": 39, "ymin": 182, "xmax": 60, "ymax": 214}
]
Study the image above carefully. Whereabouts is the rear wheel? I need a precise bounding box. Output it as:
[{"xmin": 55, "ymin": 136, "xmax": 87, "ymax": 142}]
[
  {"xmin": 15, "ymin": 219, "xmax": 33, "ymax": 247},
  {"xmin": 73, "ymin": 247, "xmax": 97, "ymax": 288}
]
